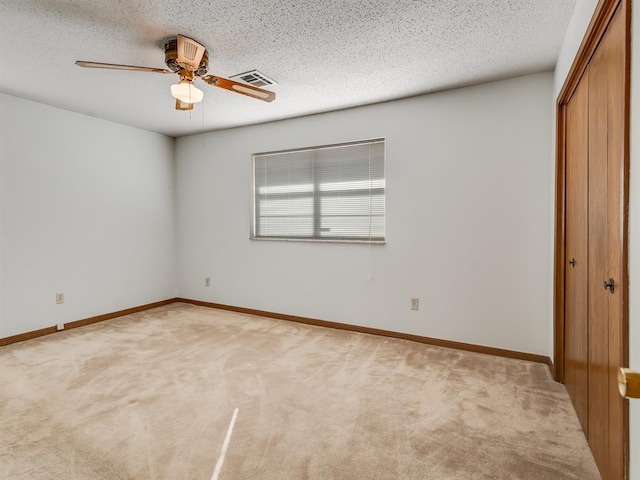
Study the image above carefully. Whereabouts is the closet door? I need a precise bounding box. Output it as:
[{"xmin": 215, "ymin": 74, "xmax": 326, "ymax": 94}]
[
  {"xmin": 564, "ymin": 71, "xmax": 589, "ymax": 434},
  {"xmin": 585, "ymin": 6, "xmax": 626, "ymax": 479},
  {"xmin": 587, "ymin": 31, "xmax": 610, "ymax": 471},
  {"xmin": 560, "ymin": 4, "xmax": 627, "ymax": 479},
  {"xmin": 603, "ymin": 8, "xmax": 625, "ymax": 479}
]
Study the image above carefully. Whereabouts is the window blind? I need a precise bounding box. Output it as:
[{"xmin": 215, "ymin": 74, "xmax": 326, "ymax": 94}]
[{"xmin": 252, "ymin": 139, "xmax": 385, "ymax": 242}]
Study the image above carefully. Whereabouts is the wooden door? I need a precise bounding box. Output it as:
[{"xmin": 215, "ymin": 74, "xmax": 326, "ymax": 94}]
[
  {"xmin": 559, "ymin": 3, "xmax": 628, "ymax": 479},
  {"xmin": 602, "ymin": 8, "xmax": 626, "ymax": 479},
  {"xmin": 586, "ymin": 8, "xmax": 626, "ymax": 478},
  {"xmin": 587, "ymin": 24, "xmax": 611, "ymax": 471},
  {"xmin": 564, "ymin": 72, "xmax": 589, "ymax": 434}
]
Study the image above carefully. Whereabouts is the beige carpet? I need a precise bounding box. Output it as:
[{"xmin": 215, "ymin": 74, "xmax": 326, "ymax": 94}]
[{"xmin": 0, "ymin": 303, "xmax": 600, "ymax": 479}]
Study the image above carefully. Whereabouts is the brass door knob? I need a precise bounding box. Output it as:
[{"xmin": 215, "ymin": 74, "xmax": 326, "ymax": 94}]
[{"xmin": 618, "ymin": 368, "xmax": 640, "ymax": 399}]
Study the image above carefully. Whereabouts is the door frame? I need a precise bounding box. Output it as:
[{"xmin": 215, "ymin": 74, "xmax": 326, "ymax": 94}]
[{"xmin": 553, "ymin": 0, "xmax": 631, "ymax": 471}]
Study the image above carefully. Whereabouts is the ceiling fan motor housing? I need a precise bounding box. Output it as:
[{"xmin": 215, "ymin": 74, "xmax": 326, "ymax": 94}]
[{"xmin": 164, "ymin": 37, "xmax": 209, "ymax": 76}]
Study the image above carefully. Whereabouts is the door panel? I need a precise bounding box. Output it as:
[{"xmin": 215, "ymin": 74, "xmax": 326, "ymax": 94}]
[
  {"xmin": 564, "ymin": 72, "xmax": 590, "ymax": 434},
  {"xmin": 587, "ymin": 39, "xmax": 609, "ymax": 473},
  {"xmin": 604, "ymin": 8, "xmax": 626, "ymax": 479}
]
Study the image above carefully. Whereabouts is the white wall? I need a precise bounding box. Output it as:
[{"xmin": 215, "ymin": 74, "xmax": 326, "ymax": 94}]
[
  {"xmin": 555, "ymin": 1, "xmax": 639, "ymax": 477},
  {"xmin": 175, "ymin": 72, "xmax": 554, "ymax": 356},
  {"xmin": 0, "ymin": 93, "xmax": 176, "ymax": 338}
]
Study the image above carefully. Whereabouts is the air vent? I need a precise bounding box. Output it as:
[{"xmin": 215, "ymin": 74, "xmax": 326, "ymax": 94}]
[
  {"xmin": 183, "ymin": 41, "xmax": 198, "ymax": 61},
  {"xmin": 176, "ymin": 35, "xmax": 206, "ymax": 70},
  {"xmin": 229, "ymin": 70, "xmax": 277, "ymax": 88}
]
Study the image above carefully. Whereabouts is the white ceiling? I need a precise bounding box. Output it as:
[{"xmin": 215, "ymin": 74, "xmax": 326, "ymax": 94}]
[{"xmin": 0, "ymin": 0, "xmax": 576, "ymax": 137}]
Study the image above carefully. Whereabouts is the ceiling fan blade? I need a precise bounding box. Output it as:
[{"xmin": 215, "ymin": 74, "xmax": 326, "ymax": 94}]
[
  {"xmin": 75, "ymin": 61, "xmax": 172, "ymax": 74},
  {"xmin": 201, "ymin": 75, "xmax": 276, "ymax": 103},
  {"xmin": 176, "ymin": 35, "xmax": 206, "ymax": 71},
  {"xmin": 175, "ymin": 99, "xmax": 194, "ymax": 110}
]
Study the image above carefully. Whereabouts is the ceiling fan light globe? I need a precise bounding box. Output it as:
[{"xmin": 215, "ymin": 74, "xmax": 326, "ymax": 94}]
[{"xmin": 170, "ymin": 81, "xmax": 204, "ymax": 103}]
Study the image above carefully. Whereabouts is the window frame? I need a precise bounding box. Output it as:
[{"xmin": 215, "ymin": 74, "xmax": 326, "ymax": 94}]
[{"xmin": 250, "ymin": 138, "xmax": 386, "ymax": 244}]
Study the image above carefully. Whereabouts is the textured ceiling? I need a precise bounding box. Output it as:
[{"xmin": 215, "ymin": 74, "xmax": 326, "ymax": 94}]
[{"xmin": 0, "ymin": 0, "xmax": 576, "ymax": 137}]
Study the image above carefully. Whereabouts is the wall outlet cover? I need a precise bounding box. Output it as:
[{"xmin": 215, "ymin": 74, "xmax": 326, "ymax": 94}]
[{"xmin": 411, "ymin": 297, "xmax": 419, "ymax": 310}]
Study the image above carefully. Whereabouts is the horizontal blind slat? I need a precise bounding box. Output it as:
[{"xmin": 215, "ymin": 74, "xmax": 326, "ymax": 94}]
[{"xmin": 253, "ymin": 139, "xmax": 385, "ymax": 242}]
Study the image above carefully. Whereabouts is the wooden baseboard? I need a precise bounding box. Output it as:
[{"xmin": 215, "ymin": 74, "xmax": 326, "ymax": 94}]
[
  {"xmin": 0, "ymin": 299, "xmax": 176, "ymax": 347},
  {"xmin": 0, "ymin": 325, "xmax": 60, "ymax": 347},
  {"xmin": 175, "ymin": 298, "xmax": 553, "ymax": 370},
  {"xmin": 1, "ymin": 296, "xmax": 554, "ymax": 372}
]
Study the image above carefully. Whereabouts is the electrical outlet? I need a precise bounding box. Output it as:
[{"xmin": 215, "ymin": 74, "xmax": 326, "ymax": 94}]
[
  {"xmin": 205, "ymin": 277, "xmax": 211, "ymax": 287},
  {"xmin": 56, "ymin": 293, "xmax": 64, "ymax": 304},
  {"xmin": 56, "ymin": 323, "xmax": 64, "ymax": 331},
  {"xmin": 411, "ymin": 297, "xmax": 419, "ymax": 310}
]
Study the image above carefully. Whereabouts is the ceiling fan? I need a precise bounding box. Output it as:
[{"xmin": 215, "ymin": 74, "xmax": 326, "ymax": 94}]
[{"xmin": 76, "ymin": 34, "xmax": 276, "ymax": 110}]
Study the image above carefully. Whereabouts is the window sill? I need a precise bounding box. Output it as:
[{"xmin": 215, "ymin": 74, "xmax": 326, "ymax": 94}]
[{"xmin": 249, "ymin": 237, "xmax": 385, "ymax": 245}]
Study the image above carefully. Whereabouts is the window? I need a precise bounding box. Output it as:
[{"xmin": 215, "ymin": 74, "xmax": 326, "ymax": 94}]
[{"xmin": 251, "ymin": 139, "xmax": 385, "ymax": 243}]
